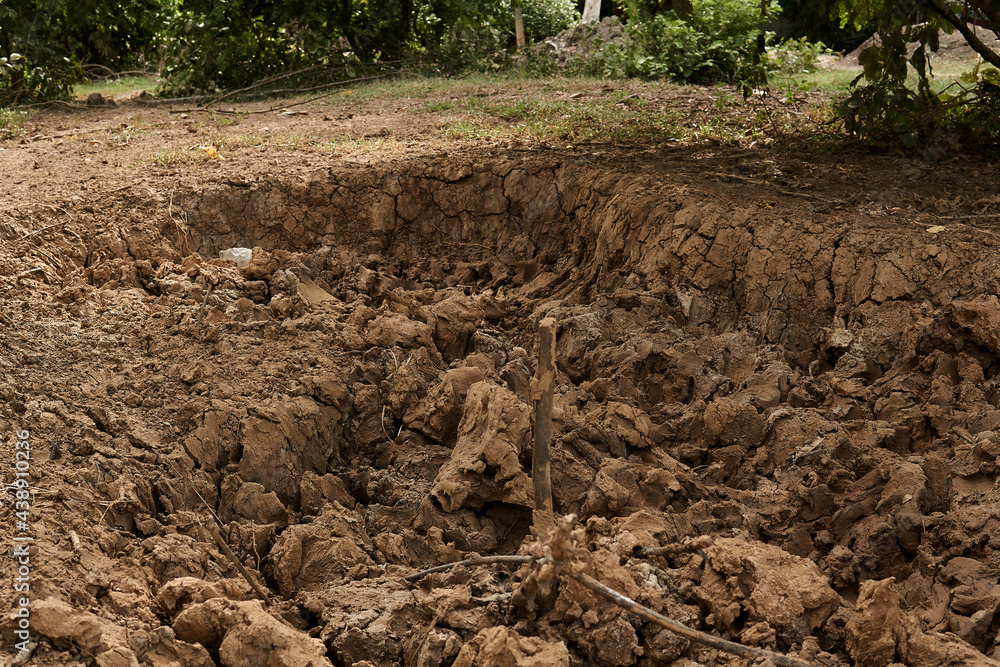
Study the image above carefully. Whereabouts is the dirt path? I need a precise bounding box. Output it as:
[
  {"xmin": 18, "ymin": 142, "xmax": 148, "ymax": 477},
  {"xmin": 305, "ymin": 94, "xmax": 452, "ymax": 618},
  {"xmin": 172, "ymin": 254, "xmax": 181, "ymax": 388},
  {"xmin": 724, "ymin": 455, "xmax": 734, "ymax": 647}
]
[{"xmin": 2, "ymin": 83, "xmax": 1000, "ymax": 667}]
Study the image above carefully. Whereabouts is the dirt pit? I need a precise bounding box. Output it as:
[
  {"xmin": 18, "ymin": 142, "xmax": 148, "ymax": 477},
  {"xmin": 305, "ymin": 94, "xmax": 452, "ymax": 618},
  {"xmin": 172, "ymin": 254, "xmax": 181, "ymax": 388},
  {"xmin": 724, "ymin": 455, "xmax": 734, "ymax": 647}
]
[{"xmin": 3, "ymin": 97, "xmax": 1000, "ymax": 667}]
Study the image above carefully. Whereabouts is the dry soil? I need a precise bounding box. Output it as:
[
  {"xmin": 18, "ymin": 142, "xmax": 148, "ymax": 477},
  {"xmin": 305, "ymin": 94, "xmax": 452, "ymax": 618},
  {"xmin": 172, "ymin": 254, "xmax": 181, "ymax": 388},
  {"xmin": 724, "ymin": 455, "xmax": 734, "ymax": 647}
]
[{"xmin": 2, "ymin": 80, "xmax": 1000, "ymax": 667}]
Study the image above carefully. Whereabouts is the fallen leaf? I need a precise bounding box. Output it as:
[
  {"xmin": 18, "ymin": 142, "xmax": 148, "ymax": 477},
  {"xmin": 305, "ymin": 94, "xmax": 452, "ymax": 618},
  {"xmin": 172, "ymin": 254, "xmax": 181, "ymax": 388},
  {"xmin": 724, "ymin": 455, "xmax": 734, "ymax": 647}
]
[
  {"xmin": 926, "ymin": 225, "xmax": 947, "ymax": 234},
  {"xmin": 201, "ymin": 146, "xmax": 223, "ymax": 160}
]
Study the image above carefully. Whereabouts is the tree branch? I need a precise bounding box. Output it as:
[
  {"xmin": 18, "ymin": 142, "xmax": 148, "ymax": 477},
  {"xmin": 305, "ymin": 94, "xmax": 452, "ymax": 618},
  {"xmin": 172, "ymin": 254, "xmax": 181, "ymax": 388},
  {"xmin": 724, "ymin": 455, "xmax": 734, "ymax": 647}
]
[{"xmin": 921, "ymin": 0, "xmax": 1000, "ymax": 68}]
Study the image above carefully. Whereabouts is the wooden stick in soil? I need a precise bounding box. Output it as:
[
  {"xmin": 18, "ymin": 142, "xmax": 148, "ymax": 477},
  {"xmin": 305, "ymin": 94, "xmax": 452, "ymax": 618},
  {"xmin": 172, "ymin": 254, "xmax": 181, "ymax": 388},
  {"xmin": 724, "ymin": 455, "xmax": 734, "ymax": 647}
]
[
  {"xmin": 574, "ymin": 573, "xmax": 815, "ymax": 667},
  {"xmin": 206, "ymin": 521, "xmax": 272, "ymax": 603},
  {"xmin": 532, "ymin": 317, "xmax": 557, "ymax": 533},
  {"xmin": 189, "ymin": 477, "xmax": 271, "ymax": 603},
  {"xmin": 195, "ymin": 281, "xmax": 215, "ymax": 327}
]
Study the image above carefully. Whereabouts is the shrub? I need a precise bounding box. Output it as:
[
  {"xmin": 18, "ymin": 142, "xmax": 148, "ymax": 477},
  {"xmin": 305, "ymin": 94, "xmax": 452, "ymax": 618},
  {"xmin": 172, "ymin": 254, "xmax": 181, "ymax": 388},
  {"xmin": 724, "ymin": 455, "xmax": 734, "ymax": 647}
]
[
  {"xmin": 842, "ymin": 62, "xmax": 1000, "ymax": 154},
  {"xmin": 157, "ymin": 0, "xmax": 553, "ymax": 94},
  {"xmin": 520, "ymin": 0, "xmax": 581, "ymax": 42},
  {"xmin": 767, "ymin": 35, "xmax": 832, "ymax": 75},
  {"xmin": 573, "ymin": 0, "xmax": 779, "ymax": 84},
  {"xmin": 0, "ymin": 0, "xmax": 173, "ymax": 104},
  {"xmin": 825, "ymin": 0, "xmax": 1000, "ymax": 150}
]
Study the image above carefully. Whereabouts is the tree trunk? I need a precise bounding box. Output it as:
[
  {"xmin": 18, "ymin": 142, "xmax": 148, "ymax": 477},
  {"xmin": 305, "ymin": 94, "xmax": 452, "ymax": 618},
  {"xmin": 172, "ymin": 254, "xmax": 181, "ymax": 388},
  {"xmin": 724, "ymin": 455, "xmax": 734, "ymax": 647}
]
[
  {"xmin": 396, "ymin": 0, "xmax": 412, "ymax": 51},
  {"xmin": 341, "ymin": 0, "xmax": 360, "ymax": 54},
  {"xmin": 514, "ymin": 0, "xmax": 525, "ymax": 50}
]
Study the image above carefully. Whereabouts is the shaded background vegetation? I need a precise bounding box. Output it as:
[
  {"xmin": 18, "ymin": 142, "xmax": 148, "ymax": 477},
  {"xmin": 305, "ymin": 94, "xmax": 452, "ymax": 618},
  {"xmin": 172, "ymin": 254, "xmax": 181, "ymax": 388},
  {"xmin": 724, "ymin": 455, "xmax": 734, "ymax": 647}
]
[{"xmin": 1, "ymin": 0, "xmax": 999, "ymax": 149}]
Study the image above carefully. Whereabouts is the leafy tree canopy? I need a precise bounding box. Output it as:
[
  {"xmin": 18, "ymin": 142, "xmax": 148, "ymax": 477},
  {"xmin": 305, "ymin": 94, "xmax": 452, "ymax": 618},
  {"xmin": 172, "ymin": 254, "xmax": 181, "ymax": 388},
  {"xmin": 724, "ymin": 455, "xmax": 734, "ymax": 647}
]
[{"xmin": 2, "ymin": 0, "xmax": 999, "ymax": 150}]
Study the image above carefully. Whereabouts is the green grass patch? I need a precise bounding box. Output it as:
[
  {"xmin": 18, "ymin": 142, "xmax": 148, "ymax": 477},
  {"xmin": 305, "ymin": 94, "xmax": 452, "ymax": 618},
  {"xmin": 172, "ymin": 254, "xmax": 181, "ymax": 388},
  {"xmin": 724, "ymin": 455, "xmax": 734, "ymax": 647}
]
[
  {"xmin": 771, "ymin": 58, "xmax": 973, "ymax": 95},
  {"xmin": 75, "ymin": 75, "xmax": 160, "ymax": 99},
  {"xmin": 419, "ymin": 89, "xmax": 816, "ymax": 146},
  {"xmin": 0, "ymin": 108, "xmax": 29, "ymax": 139},
  {"xmin": 421, "ymin": 93, "xmax": 690, "ymax": 144},
  {"xmin": 771, "ymin": 68, "xmax": 859, "ymax": 94}
]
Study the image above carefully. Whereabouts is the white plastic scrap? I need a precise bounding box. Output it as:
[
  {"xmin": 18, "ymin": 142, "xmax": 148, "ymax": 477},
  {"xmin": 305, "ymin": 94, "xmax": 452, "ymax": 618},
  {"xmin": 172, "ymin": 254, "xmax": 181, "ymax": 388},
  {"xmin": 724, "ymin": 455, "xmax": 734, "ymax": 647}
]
[{"xmin": 219, "ymin": 247, "xmax": 252, "ymax": 267}]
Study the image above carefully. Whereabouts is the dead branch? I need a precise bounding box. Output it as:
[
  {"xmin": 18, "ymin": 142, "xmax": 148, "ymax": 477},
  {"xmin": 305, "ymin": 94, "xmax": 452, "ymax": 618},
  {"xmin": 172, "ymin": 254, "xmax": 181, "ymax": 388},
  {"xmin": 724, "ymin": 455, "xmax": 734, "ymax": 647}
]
[
  {"xmin": 938, "ymin": 212, "xmax": 1000, "ymax": 220},
  {"xmin": 205, "ymin": 521, "xmax": 272, "ymax": 603},
  {"xmin": 137, "ymin": 94, "xmax": 216, "ymax": 106},
  {"xmin": 406, "ymin": 547, "xmax": 815, "ymax": 667},
  {"xmin": 200, "ymin": 64, "xmax": 328, "ymax": 108},
  {"xmin": 265, "ymin": 75, "xmax": 394, "ymax": 96},
  {"xmin": 169, "ymin": 73, "xmax": 393, "ymax": 115},
  {"xmin": 574, "ymin": 572, "xmax": 815, "ymax": 667},
  {"xmin": 80, "ymin": 63, "xmax": 156, "ymax": 78},
  {"xmin": 532, "ymin": 317, "xmax": 557, "ymax": 533},
  {"xmin": 410, "ymin": 515, "xmax": 814, "ymax": 667},
  {"xmin": 634, "ymin": 535, "xmax": 714, "ymax": 558},
  {"xmin": 404, "ymin": 555, "xmax": 539, "ymax": 583},
  {"xmin": 709, "ymin": 172, "xmax": 845, "ymax": 203},
  {"xmin": 188, "ymin": 479, "xmax": 271, "ymax": 603},
  {"xmin": 9, "ymin": 100, "xmax": 89, "ymax": 110},
  {"xmin": 18, "ymin": 218, "xmax": 69, "ymax": 241},
  {"xmin": 920, "ymin": 0, "xmax": 1000, "ymax": 69},
  {"xmin": 198, "ymin": 60, "xmax": 407, "ymax": 109}
]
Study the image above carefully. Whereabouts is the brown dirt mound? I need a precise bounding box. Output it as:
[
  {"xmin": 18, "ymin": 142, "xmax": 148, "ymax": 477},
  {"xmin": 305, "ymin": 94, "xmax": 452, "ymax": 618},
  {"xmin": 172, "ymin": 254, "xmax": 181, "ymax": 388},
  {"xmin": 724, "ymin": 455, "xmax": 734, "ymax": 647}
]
[
  {"xmin": 2, "ymin": 90, "xmax": 1000, "ymax": 667},
  {"xmin": 832, "ymin": 28, "xmax": 1000, "ymax": 69}
]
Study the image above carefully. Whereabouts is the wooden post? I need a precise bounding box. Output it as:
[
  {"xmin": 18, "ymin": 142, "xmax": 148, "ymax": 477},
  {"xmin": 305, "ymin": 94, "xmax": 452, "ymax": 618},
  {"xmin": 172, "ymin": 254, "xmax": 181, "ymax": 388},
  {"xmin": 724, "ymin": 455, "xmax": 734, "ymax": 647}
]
[
  {"xmin": 582, "ymin": 0, "xmax": 601, "ymax": 23},
  {"xmin": 532, "ymin": 318, "xmax": 557, "ymax": 533},
  {"xmin": 514, "ymin": 0, "xmax": 526, "ymax": 50}
]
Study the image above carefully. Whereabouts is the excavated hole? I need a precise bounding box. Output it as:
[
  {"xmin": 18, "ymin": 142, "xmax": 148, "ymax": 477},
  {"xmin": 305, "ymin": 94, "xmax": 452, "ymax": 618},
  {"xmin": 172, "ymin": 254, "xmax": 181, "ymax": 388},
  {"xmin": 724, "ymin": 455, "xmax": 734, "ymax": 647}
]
[{"xmin": 67, "ymin": 155, "xmax": 1000, "ymax": 664}]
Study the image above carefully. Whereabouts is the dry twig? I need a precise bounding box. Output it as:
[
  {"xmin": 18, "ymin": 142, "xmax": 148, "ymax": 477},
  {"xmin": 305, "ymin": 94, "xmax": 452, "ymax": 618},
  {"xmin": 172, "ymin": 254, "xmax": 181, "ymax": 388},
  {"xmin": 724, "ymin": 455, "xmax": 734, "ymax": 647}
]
[
  {"xmin": 188, "ymin": 479, "xmax": 272, "ymax": 603},
  {"xmin": 14, "ymin": 267, "xmax": 47, "ymax": 280},
  {"xmin": 574, "ymin": 573, "xmax": 814, "ymax": 667},
  {"xmin": 169, "ymin": 73, "xmax": 393, "ymax": 115},
  {"xmin": 404, "ymin": 555, "xmax": 539, "ymax": 583},
  {"xmin": 709, "ymin": 171, "xmax": 845, "ymax": 204},
  {"xmin": 200, "ymin": 64, "xmax": 328, "ymax": 108},
  {"xmin": 204, "ymin": 521, "xmax": 272, "ymax": 603},
  {"xmin": 634, "ymin": 535, "xmax": 714, "ymax": 558},
  {"xmin": 939, "ymin": 212, "xmax": 1000, "ymax": 219},
  {"xmin": 407, "ymin": 521, "xmax": 815, "ymax": 667},
  {"xmin": 18, "ymin": 219, "xmax": 69, "ymax": 241}
]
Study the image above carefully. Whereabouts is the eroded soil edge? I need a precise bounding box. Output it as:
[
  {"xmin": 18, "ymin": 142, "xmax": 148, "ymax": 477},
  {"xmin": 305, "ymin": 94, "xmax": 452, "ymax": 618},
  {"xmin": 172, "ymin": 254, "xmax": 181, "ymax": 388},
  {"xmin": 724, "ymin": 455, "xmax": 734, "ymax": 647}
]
[{"xmin": 2, "ymin": 153, "xmax": 1000, "ymax": 666}]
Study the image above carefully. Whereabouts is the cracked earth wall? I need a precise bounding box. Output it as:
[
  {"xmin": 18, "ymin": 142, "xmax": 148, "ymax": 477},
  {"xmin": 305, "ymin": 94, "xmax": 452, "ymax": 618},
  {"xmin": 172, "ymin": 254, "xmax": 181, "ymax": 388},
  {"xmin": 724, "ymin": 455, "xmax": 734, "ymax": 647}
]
[{"xmin": 177, "ymin": 155, "xmax": 990, "ymax": 360}]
